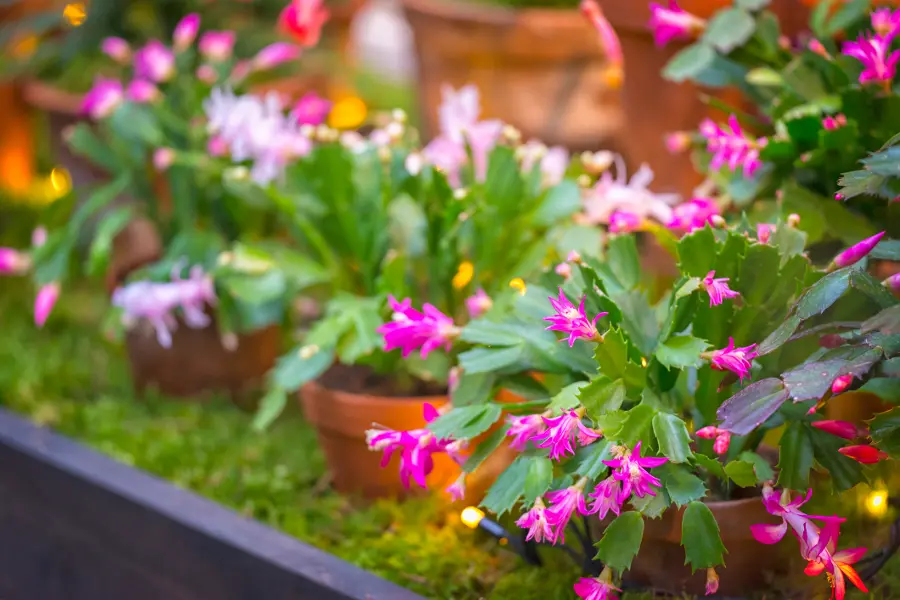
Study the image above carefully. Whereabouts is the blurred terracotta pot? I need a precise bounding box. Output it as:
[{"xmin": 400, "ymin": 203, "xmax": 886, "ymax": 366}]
[
  {"xmin": 596, "ymin": 495, "xmax": 791, "ymax": 596},
  {"xmin": 401, "ymin": 0, "xmax": 623, "ymax": 151},
  {"xmin": 598, "ymin": 0, "xmax": 809, "ymax": 196}
]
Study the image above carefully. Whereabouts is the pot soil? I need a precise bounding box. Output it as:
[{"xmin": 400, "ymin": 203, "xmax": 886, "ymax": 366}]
[
  {"xmin": 598, "ymin": 0, "xmax": 809, "ymax": 196},
  {"xmin": 401, "ymin": 0, "xmax": 623, "ymax": 152}
]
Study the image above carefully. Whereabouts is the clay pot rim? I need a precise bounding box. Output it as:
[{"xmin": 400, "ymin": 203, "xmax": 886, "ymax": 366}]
[
  {"xmin": 21, "ymin": 78, "xmax": 83, "ymax": 115},
  {"xmin": 400, "ymin": 0, "xmax": 588, "ymax": 24},
  {"xmin": 303, "ymin": 377, "xmax": 448, "ymax": 407}
]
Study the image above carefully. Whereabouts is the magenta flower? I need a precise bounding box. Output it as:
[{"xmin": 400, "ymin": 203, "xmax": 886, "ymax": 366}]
[
  {"xmin": 823, "ymin": 114, "xmax": 847, "ymax": 130},
  {"xmin": 811, "ymin": 420, "xmax": 867, "ymax": 441},
  {"xmin": 516, "ymin": 497, "xmax": 555, "ymax": 543},
  {"xmin": 830, "ymin": 231, "xmax": 885, "ymax": 269},
  {"xmin": 580, "ymin": 0, "xmax": 622, "ymax": 82},
  {"xmin": 701, "ymin": 115, "xmax": 767, "ymax": 178},
  {"xmin": 831, "ymin": 374, "xmax": 854, "ymax": 394},
  {"xmin": 533, "ymin": 409, "xmax": 601, "ymax": 461},
  {"xmin": 706, "ymin": 569, "xmax": 720, "ymax": 596},
  {"xmin": 696, "ymin": 425, "xmax": 731, "ymax": 455},
  {"xmin": 153, "ymin": 148, "xmax": 175, "ymax": 172},
  {"xmin": 173, "ymin": 13, "xmax": 201, "ymax": 51},
  {"xmin": 134, "ymin": 40, "xmax": 176, "ymax": 83},
  {"xmin": 291, "ymin": 92, "xmax": 332, "ymax": 126},
  {"xmin": 872, "ymin": 7, "xmax": 900, "ymax": 37},
  {"xmin": 506, "ymin": 414, "xmax": 547, "ymax": 451},
  {"xmin": 707, "ymin": 337, "xmax": 758, "ymax": 381},
  {"xmin": 0, "ymin": 248, "xmax": 26, "ymax": 275},
  {"xmin": 253, "ymin": 42, "xmax": 302, "ymax": 70},
  {"xmin": 603, "ymin": 442, "xmax": 668, "ymax": 503},
  {"xmin": 702, "ymin": 270, "xmax": 740, "ymax": 307},
  {"xmin": 665, "ymin": 131, "xmax": 691, "ymax": 154},
  {"xmin": 574, "ymin": 571, "xmax": 620, "ymax": 600},
  {"xmin": 81, "ymin": 77, "xmax": 123, "ymax": 119},
  {"xmin": 648, "ymin": 1, "xmax": 705, "ymax": 47},
  {"xmin": 34, "ymin": 282, "xmax": 60, "ymax": 327},
  {"xmin": 101, "ymin": 37, "xmax": 130, "ymax": 63},
  {"xmin": 465, "ymin": 289, "xmax": 492, "ymax": 319},
  {"xmin": 278, "ymin": 0, "xmax": 330, "ymax": 48},
  {"xmin": 126, "ymin": 79, "xmax": 160, "ymax": 103},
  {"xmin": 608, "ymin": 210, "xmax": 642, "ymax": 233},
  {"xmin": 199, "ymin": 31, "xmax": 236, "ymax": 62},
  {"xmin": 208, "ymin": 136, "xmax": 228, "ymax": 157},
  {"xmin": 757, "ymin": 223, "xmax": 776, "ymax": 244},
  {"xmin": 842, "ymin": 33, "xmax": 900, "ymax": 86},
  {"xmin": 839, "ymin": 444, "xmax": 889, "ymax": 464},
  {"xmin": 376, "ymin": 296, "xmax": 459, "ymax": 359},
  {"xmin": 885, "ymin": 272, "xmax": 900, "ymax": 290},
  {"xmin": 446, "ymin": 475, "xmax": 466, "ymax": 501},
  {"xmin": 667, "ymin": 197, "xmax": 720, "ymax": 233},
  {"xmin": 588, "ymin": 476, "xmax": 622, "ymax": 520},
  {"xmin": 544, "ymin": 288, "xmax": 606, "ymax": 346},
  {"xmin": 545, "ymin": 480, "xmax": 591, "ymax": 544}
]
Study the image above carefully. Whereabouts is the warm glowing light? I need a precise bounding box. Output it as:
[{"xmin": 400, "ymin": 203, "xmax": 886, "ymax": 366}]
[
  {"xmin": 328, "ymin": 96, "xmax": 367, "ymax": 130},
  {"xmin": 509, "ymin": 278, "xmax": 527, "ymax": 296},
  {"xmin": 49, "ymin": 167, "xmax": 72, "ymax": 195},
  {"xmin": 11, "ymin": 34, "xmax": 39, "ymax": 58},
  {"xmin": 63, "ymin": 3, "xmax": 87, "ymax": 26},
  {"xmin": 641, "ymin": 357, "xmax": 648, "ymax": 368},
  {"xmin": 460, "ymin": 506, "xmax": 485, "ymax": 529},
  {"xmin": 866, "ymin": 490, "xmax": 889, "ymax": 518},
  {"xmin": 452, "ymin": 261, "xmax": 474, "ymax": 289}
]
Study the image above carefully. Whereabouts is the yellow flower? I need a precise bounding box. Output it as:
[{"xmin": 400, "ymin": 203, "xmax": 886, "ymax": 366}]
[
  {"xmin": 509, "ymin": 277, "xmax": 527, "ymax": 296},
  {"xmin": 63, "ymin": 3, "xmax": 87, "ymax": 27},
  {"xmin": 452, "ymin": 261, "xmax": 474, "ymax": 289},
  {"xmin": 328, "ymin": 96, "xmax": 367, "ymax": 130}
]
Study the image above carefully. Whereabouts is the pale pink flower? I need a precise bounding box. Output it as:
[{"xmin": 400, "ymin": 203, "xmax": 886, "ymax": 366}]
[
  {"xmin": 648, "ymin": 1, "xmax": 706, "ymax": 47},
  {"xmin": 809, "ymin": 39, "xmax": 830, "ymax": 58},
  {"xmin": 446, "ymin": 475, "xmax": 466, "ymax": 501},
  {"xmin": 126, "ymin": 80, "xmax": 160, "ymax": 103},
  {"xmin": 134, "ymin": 40, "xmax": 176, "ymax": 83},
  {"xmin": 702, "ymin": 270, "xmax": 740, "ymax": 307},
  {"xmin": 588, "ymin": 476, "xmax": 622, "ymax": 519},
  {"xmin": 208, "ymin": 135, "xmax": 228, "ymax": 157},
  {"xmin": 506, "ymin": 414, "xmax": 547, "ymax": 451},
  {"xmin": 34, "ymin": 282, "xmax": 60, "ymax": 327},
  {"xmin": 665, "ymin": 131, "xmax": 691, "ymax": 154},
  {"xmin": 580, "ymin": 0, "xmax": 622, "ymax": 75},
  {"xmin": 438, "ymin": 84, "xmax": 481, "ymax": 143},
  {"xmin": 516, "ymin": 497, "xmax": 554, "ymax": 543},
  {"xmin": 843, "ymin": 33, "xmax": 900, "ymax": 85},
  {"xmin": 700, "ymin": 115, "xmax": 767, "ymax": 178},
  {"xmin": 533, "ymin": 410, "xmax": 601, "ymax": 461},
  {"xmin": 101, "ymin": 37, "xmax": 130, "ymax": 63},
  {"xmin": 0, "ymin": 248, "xmax": 27, "ymax": 275},
  {"xmin": 422, "ymin": 136, "xmax": 467, "ymax": 188},
  {"xmin": 81, "ymin": 78, "xmax": 123, "ymax": 119},
  {"xmin": 839, "ymin": 444, "xmax": 888, "ymax": 464},
  {"xmin": 544, "ymin": 288, "xmax": 607, "ymax": 346},
  {"xmin": 31, "ymin": 227, "xmax": 47, "ymax": 248},
  {"xmin": 707, "ymin": 337, "xmax": 758, "ymax": 381},
  {"xmin": 830, "ymin": 232, "xmax": 885, "ymax": 269},
  {"xmin": 603, "ymin": 442, "xmax": 668, "ymax": 503},
  {"xmin": 545, "ymin": 481, "xmax": 591, "ymax": 544},
  {"xmin": 196, "ymin": 65, "xmax": 218, "ymax": 84},
  {"xmin": 376, "ymin": 295, "xmax": 459, "ymax": 359},
  {"xmin": 555, "ymin": 262, "xmax": 572, "ymax": 280},
  {"xmin": 153, "ymin": 148, "xmax": 175, "ymax": 172},
  {"xmin": 199, "ymin": 31, "xmax": 236, "ymax": 61},
  {"xmin": 291, "ymin": 92, "xmax": 332, "ymax": 126},
  {"xmin": 278, "ymin": 0, "xmax": 330, "ymax": 48},
  {"xmin": 581, "ymin": 154, "xmax": 680, "ymax": 227},
  {"xmin": 465, "ymin": 289, "xmax": 492, "ymax": 319},
  {"xmin": 253, "ymin": 42, "xmax": 302, "ymax": 70},
  {"xmin": 467, "ymin": 119, "xmax": 503, "ymax": 182},
  {"xmin": 173, "ymin": 13, "xmax": 201, "ymax": 52}
]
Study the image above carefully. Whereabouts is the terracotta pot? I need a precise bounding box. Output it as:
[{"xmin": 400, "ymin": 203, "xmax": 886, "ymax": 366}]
[
  {"xmin": 603, "ymin": 495, "xmax": 792, "ymax": 596},
  {"xmin": 401, "ymin": 0, "xmax": 623, "ymax": 151},
  {"xmin": 0, "ymin": 83, "xmax": 36, "ymax": 193},
  {"xmin": 599, "ymin": 0, "xmax": 810, "ymax": 196},
  {"xmin": 301, "ymin": 369, "xmax": 459, "ymax": 499},
  {"xmin": 105, "ymin": 217, "xmax": 165, "ymax": 294}
]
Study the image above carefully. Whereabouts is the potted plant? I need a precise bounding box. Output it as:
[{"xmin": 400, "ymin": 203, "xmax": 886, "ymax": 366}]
[
  {"xmin": 400, "ymin": 0, "xmax": 624, "ymax": 154},
  {"xmin": 0, "ymin": 15, "xmax": 325, "ymax": 400},
  {"xmin": 367, "ymin": 219, "xmax": 900, "ymax": 596}
]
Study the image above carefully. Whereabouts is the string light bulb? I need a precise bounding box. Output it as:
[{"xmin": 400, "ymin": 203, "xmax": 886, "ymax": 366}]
[
  {"xmin": 460, "ymin": 506, "xmax": 485, "ymax": 529},
  {"xmin": 328, "ymin": 96, "xmax": 367, "ymax": 130},
  {"xmin": 63, "ymin": 3, "xmax": 87, "ymax": 27},
  {"xmin": 865, "ymin": 489, "xmax": 889, "ymax": 518}
]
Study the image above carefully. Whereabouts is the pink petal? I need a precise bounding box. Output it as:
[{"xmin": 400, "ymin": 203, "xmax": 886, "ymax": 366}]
[{"xmin": 750, "ymin": 522, "xmax": 787, "ymax": 544}]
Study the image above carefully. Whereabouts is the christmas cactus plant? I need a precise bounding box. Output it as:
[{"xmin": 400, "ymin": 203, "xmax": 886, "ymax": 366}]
[
  {"xmin": 368, "ymin": 219, "xmax": 900, "ymax": 598},
  {"xmin": 654, "ymin": 0, "xmax": 899, "ymax": 246}
]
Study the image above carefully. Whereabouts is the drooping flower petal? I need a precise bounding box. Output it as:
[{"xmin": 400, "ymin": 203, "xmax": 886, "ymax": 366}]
[
  {"xmin": 465, "ymin": 289, "xmax": 493, "ymax": 319},
  {"xmin": 533, "ymin": 410, "xmax": 601, "ymax": 461},
  {"xmin": 516, "ymin": 497, "xmax": 554, "ymax": 543},
  {"xmin": 648, "ymin": 1, "xmax": 706, "ymax": 47}
]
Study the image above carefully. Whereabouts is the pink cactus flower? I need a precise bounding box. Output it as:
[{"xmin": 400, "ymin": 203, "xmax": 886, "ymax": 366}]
[
  {"xmin": 0, "ymin": 248, "xmax": 27, "ymax": 275},
  {"xmin": 809, "ymin": 39, "xmax": 830, "ymax": 58},
  {"xmin": 506, "ymin": 414, "xmax": 547, "ymax": 451},
  {"xmin": 446, "ymin": 475, "xmax": 466, "ymax": 501},
  {"xmin": 516, "ymin": 497, "xmax": 554, "ymax": 543},
  {"xmin": 199, "ymin": 31, "xmax": 236, "ymax": 61},
  {"xmin": 830, "ymin": 232, "xmax": 885, "ymax": 269},
  {"xmin": 700, "ymin": 115, "xmax": 767, "ymax": 178},
  {"xmin": 872, "ymin": 7, "xmax": 900, "ymax": 37},
  {"xmin": 32, "ymin": 227, "xmax": 47, "ymax": 248},
  {"xmin": 465, "ymin": 289, "xmax": 492, "ymax": 319},
  {"xmin": 574, "ymin": 570, "xmax": 620, "ymax": 600},
  {"xmin": 831, "ymin": 374, "xmax": 854, "ymax": 395},
  {"xmin": 839, "ymin": 444, "xmax": 889, "ymax": 464},
  {"xmin": 580, "ymin": 0, "xmax": 623, "ymax": 87},
  {"xmin": 555, "ymin": 262, "xmax": 573, "ymax": 280},
  {"xmin": 665, "ymin": 131, "xmax": 692, "ymax": 154},
  {"xmin": 134, "ymin": 40, "xmax": 176, "ymax": 83},
  {"xmin": 207, "ymin": 136, "xmax": 228, "ymax": 157},
  {"xmin": 588, "ymin": 476, "xmax": 623, "ymax": 520},
  {"xmin": 609, "ymin": 210, "xmax": 642, "ymax": 233},
  {"xmin": 668, "ymin": 197, "xmax": 720, "ymax": 233},
  {"xmin": 544, "ymin": 288, "xmax": 607, "ymax": 347},
  {"xmin": 467, "ymin": 119, "xmax": 504, "ymax": 183},
  {"xmin": 603, "ymin": 442, "xmax": 668, "ymax": 503},
  {"xmin": 698, "ymin": 425, "xmax": 732, "ymax": 454},
  {"xmin": 757, "ymin": 223, "xmax": 776, "ymax": 244},
  {"xmin": 648, "ymin": 1, "xmax": 706, "ymax": 47},
  {"xmin": 701, "ymin": 270, "xmax": 740, "ymax": 307},
  {"xmin": 81, "ymin": 78, "xmax": 124, "ymax": 119},
  {"xmin": 823, "ymin": 114, "xmax": 847, "ymax": 130},
  {"xmin": 545, "ymin": 479, "xmax": 591, "ymax": 544},
  {"xmin": 811, "ymin": 420, "xmax": 867, "ymax": 440},
  {"xmin": 533, "ymin": 410, "xmax": 602, "ymax": 461},
  {"xmin": 101, "ymin": 37, "xmax": 131, "ymax": 63},
  {"xmin": 153, "ymin": 148, "xmax": 175, "ymax": 172},
  {"xmin": 376, "ymin": 295, "xmax": 459, "ymax": 359},
  {"xmin": 843, "ymin": 33, "xmax": 900, "ymax": 86},
  {"xmin": 196, "ymin": 65, "xmax": 218, "ymax": 84},
  {"xmin": 126, "ymin": 79, "xmax": 160, "ymax": 103},
  {"xmin": 253, "ymin": 42, "xmax": 302, "ymax": 70},
  {"xmin": 290, "ymin": 92, "xmax": 332, "ymax": 126},
  {"xmin": 705, "ymin": 568, "xmax": 720, "ymax": 596},
  {"xmin": 422, "ymin": 135, "xmax": 468, "ymax": 188},
  {"xmin": 173, "ymin": 13, "xmax": 201, "ymax": 51},
  {"xmin": 706, "ymin": 337, "xmax": 758, "ymax": 381},
  {"xmin": 34, "ymin": 282, "xmax": 60, "ymax": 327},
  {"xmin": 278, "ymin": 0, "xmax": 330, "ymax": 48}
]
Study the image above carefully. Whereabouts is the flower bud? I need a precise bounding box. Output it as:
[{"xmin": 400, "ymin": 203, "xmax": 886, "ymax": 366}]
[
  {"xmin": 811, "ymin": 420, "xmax": 867, "ymax": 440},
  {"xmin": 839, "ymin": 444, "xmax": 888, "ymax": 464},
  {"xmin": 706, "ymin": 568, "xmax": 720, "ymax": 596},
  {"xmin": 830, "ymin": 232, "xmax": 885, "ymax": 270},
  {"xmin": 787, "ymin": 213, "xmax": 800, "ymax": 227},
  {"xmin": 831, "ymin": 374, "xmax": 853, "ymax": 395},
  {"xmin": 173, "ymin": 13, "xmax": 200, "ymax": 52}
]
